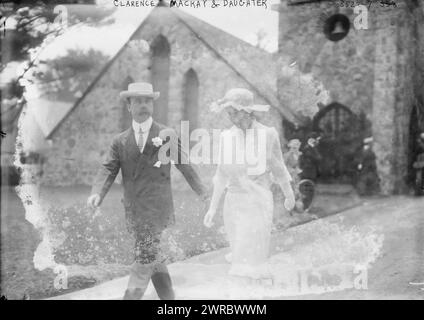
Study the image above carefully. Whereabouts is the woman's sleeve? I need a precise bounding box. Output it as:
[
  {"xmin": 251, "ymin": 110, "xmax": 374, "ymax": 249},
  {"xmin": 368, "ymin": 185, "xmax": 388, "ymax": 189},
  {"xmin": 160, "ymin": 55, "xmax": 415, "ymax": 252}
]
[
  {"xmin": 209, "ymin": 132, "xmax": 229, "ymax": 212},
  {"xmin": 269, "ymin": 128, "xmax": 293, "ymax": 183},
  {"xmin": 213, "ymin": 132, "xmax": 229, "ymax": 186}
]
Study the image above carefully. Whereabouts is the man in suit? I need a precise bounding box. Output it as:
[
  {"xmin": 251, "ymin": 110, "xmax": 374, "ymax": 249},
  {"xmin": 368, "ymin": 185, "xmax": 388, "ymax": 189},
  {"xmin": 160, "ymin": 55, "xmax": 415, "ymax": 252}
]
[
  {"xmin": 355, "ymin": 137, "xmax": 380, "ymax": 196},
  {"xmin": 298, "ymin": 133, "xmax": 322, "ymax": 211},
  {"xmin": 87, "ymin": 82, "xmax": 208, "ymax": 300}
]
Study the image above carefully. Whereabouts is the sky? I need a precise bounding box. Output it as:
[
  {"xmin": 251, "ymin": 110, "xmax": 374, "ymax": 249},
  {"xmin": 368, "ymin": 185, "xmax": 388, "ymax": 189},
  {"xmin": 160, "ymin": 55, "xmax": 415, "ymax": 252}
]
[
  {"xmin": 38, "ymin": 0, "xmax": 280, "ymax": 60},
  {"xmin": 1, "ymin": 0, "xmax": 280, "ymax": 88}
]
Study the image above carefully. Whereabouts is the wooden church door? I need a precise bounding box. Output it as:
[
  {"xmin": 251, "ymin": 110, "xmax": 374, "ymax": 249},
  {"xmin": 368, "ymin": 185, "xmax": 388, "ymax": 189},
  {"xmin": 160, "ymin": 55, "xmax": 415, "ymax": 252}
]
[{"xmin": 313, "ymin": 102, "xmax": 363, "ymax": 183}]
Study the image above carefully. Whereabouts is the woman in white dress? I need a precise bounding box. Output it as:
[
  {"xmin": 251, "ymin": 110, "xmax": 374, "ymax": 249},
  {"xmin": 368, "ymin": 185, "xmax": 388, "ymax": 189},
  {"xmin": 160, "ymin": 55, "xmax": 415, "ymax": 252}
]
[{"xmin": 204, "ymin": 88, "xmax": 296, "ymax": 279}]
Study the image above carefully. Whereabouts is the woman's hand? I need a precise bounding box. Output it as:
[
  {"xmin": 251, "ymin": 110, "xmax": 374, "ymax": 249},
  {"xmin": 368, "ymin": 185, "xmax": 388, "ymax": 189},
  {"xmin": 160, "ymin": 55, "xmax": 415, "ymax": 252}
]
[
  {"xmin": 87, "ymin": 194, "xmax": 101, "ymax": 209},
  {"xmin": 203, "ymin": 209, "xmax": 216, "ymax": 228},
  {"xmin": 284, "ymin": 197, "xmax": 296, "ymax": 211}
]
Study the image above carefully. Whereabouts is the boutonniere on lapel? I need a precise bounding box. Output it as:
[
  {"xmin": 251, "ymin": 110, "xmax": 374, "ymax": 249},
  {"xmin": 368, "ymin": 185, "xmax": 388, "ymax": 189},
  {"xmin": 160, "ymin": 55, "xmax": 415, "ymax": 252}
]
[
  {"xmin": 152, "ymin": 136, "xmax": 163, "ymax": 147},
  {"xmin": 152, "ymin": 129, "xmax": 177, "ymax": 168},
  {"xmin": 152, "ymin": 136, "xmax": 163, "ymax": 168}
]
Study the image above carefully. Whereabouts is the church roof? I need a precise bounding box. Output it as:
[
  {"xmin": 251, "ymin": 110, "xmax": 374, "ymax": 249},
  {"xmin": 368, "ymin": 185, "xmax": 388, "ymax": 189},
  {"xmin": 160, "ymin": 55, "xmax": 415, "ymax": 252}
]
[
  {"xmin": 170, "ymin": 8, "xmax": 301, "ymax": 124},
  {"xmin": 43, "ymin": 3, "xmax": 301, "ymax": 140}
]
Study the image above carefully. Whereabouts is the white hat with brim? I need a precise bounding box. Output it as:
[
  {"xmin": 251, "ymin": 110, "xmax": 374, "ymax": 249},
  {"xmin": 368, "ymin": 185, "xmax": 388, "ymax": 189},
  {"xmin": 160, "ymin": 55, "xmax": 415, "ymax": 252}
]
[
  {"xmin": 210, "ymin": 88, "xmax": 270, "ymax": 114},
  {"xmin": 120, "ymin": 82, "xmax": 160, "ymax": 100}
]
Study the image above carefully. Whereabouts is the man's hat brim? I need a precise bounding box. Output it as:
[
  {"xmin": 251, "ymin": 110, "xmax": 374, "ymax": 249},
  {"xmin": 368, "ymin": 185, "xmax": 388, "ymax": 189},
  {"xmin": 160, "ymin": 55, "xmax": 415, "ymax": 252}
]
[{"xmin": 120, "ymin": 91, "xmax": 160, "ymax": 100}]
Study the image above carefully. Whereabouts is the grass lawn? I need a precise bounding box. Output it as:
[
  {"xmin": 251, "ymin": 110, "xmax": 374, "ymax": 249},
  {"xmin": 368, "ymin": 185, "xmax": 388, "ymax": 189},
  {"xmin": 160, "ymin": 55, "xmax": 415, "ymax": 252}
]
[{"xmin": 1, "ymin": 181, "xmax": 361, "ymax": 299}]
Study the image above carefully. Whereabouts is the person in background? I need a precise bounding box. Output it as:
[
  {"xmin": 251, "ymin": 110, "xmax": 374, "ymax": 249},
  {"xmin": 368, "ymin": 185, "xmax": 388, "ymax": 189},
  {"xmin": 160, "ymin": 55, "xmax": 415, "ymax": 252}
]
[
  {"xmin": 299, "ymin": 132, "xmax": 322, "ymax": 182},
  {"xmin": 285, "ymin": 139, "xmax": 303, "ymax": 179},
  {"xmin": 284, "ymin": 139, "xmax": 304, "ymax": 212},
  {"xmin": 355, "ymin": 137, "xmax": 380, "ymax": 196},
  {"xmin": 413, "ymin": 132, "xmax": 424, "ymax": 196}
]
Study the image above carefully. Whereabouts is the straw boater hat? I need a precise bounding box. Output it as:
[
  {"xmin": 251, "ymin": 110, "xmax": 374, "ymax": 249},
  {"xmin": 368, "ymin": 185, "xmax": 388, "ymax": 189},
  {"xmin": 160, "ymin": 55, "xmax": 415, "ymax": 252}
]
[
  {"xmin": 210, "ymin": 88, "xmax": 270, "ymax": 113},
  {"xmin": 120, "ymin": 82, "xmax": 160, "ymax": 100}
]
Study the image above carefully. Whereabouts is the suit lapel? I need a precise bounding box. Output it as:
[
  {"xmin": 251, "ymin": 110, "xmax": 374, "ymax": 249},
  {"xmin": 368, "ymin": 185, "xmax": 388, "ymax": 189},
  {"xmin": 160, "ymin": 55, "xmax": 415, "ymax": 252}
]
[
  {"xmin": 134, "ymin": 121, "xmax": 160, "ymax": 178},
  {"xmin": 124, "ymin": 127, "xmax": 141, "ymax": 164},
  {"xmin": 141, "ymin": 121, "xmax": 159, "ymax": 158}
]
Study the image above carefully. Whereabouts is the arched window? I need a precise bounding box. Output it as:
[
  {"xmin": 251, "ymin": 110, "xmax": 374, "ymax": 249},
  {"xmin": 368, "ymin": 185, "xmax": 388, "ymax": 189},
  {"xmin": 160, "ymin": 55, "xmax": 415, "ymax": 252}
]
[
  {"xmin": 151, "ymin": 35, "xmax": 170, "ymax": 124},
  {"xmin": 120, "ymin": 75, "xmax": 133, "ymax": 131},
  {"xmin": 182, "ymin": 69, "xmax": 199, "ymax": 131}
]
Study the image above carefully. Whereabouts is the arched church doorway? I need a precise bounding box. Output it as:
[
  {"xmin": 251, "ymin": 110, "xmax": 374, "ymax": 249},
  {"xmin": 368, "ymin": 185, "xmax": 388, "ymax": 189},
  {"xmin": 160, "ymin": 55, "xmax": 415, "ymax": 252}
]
[{"xmin": 313, "ymin": 102, "xmax": 363, "ymax": 183}]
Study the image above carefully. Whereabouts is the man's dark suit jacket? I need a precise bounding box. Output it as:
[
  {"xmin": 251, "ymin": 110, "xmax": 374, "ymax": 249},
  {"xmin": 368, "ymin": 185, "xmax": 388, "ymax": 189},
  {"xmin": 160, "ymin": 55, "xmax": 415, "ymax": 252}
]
[{"xmin": 91, "ymin": 121, "xmax": 207, "ymax": 233}]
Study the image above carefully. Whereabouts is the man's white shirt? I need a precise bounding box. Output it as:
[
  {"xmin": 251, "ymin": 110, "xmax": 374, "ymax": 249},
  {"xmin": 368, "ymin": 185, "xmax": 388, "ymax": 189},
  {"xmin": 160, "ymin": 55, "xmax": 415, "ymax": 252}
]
[{"xmin": 132, "ymin": 117, "xmax": 153, "ymax": 153}]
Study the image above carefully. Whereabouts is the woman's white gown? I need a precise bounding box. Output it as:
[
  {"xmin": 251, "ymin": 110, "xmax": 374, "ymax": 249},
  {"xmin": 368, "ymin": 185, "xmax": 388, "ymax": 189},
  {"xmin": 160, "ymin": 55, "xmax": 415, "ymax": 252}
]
[
  {"xmin": 173, "ymin": 121, "xmax": 383, "ymax": 298},
  {"xmin": 213, "ymin": 121, "xmax": 292, "ymax": 279}
]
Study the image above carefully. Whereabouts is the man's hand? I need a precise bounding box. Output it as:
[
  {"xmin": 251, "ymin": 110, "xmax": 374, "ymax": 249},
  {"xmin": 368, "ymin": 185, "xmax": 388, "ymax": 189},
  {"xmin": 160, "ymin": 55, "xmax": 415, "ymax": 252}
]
[
  {"xmin": 87, "ymin": 194, "xmax": 101, "ymax": 209},
  {"xmin": 203, "ymin": 209, "xmax": 216, "ymax": 228}
]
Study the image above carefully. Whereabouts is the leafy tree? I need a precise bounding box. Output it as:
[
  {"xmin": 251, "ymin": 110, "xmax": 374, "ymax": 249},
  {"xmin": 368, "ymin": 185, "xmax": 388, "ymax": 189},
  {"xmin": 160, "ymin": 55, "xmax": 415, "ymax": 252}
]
[
  {"xmin": 1, "ymin": 0, "xmax": 114, "ymax": 133},
  {"xmin": 33, "ymin": 48, "xmax": 109, "ymax": 99},
  {"xmin": 279, "ymin": 58, "xmax": 331, "ymax": 120}
]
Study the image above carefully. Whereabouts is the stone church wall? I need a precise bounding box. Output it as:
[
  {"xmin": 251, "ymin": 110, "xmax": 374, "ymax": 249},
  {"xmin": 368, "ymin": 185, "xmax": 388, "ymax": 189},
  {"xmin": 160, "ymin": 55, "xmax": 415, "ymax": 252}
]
[
  {"xmin": 42, "ymin": 7, "xmax": 283, "ymax": 188},
  {"xmin": 277, "ymin": 0, "xmax": 423, "ymax": 194}
]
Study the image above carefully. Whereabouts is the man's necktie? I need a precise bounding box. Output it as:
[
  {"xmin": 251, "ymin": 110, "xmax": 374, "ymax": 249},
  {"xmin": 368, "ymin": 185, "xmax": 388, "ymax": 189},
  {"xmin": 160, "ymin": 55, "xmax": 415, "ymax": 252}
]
[{"xmin": 137, "ymin": 127, "xmax": 144, "ymax": 153}]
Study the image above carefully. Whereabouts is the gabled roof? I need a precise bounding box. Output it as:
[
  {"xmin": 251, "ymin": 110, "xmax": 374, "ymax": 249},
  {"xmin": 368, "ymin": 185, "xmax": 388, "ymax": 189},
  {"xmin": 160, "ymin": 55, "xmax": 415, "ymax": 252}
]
[
  {"xmin": 44, "ymin": 3, "xmax": 301, "ymax": 139},
  {"xmin": 169, "ymin": 8, "xmax": 300, "ymax": 124}
]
